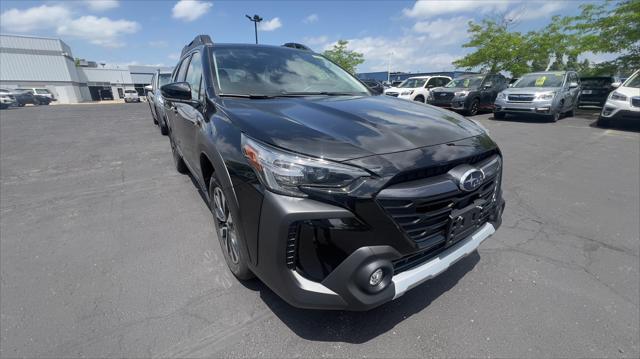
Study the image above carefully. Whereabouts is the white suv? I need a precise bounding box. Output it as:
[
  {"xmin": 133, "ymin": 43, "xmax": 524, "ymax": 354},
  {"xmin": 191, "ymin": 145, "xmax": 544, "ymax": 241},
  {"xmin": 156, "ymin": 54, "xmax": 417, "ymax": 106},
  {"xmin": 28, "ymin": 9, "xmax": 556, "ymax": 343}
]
[
  {"xmin": 384, "ymin": 76, "xmax": 451, "ymax": 103},
  {"xmin": 598, "ymin": 70, "xmax": 640, "ymax": 127}
]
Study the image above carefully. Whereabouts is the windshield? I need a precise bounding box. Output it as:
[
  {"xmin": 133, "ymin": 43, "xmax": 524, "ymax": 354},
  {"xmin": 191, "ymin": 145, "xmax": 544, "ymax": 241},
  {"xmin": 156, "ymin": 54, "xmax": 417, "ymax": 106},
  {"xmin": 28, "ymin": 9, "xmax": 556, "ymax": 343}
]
[
  {"xmin": 35, "ymin": 89, "xmax": 50, "ymax": 94},
  {"xmin": 514, "ymin": 73, "xmax": 564, "ymax": 88},
  {"xmin": 159, "ymin": 74, "xmax": 172, "ymax": 87},
  {"xmin": 581, "ymin": 77, "xmax": 612, "ymax": 87},
  {"xmin": 623, "ymin": 72, "xmax": 640, "ymax": 88},
  {"xmin": 211, "ymin": 47, "xmax": 369, "ymax": 96},
  {"xmin": 445, "ymin": 76, "xmax": 484, "ymax": 88},
  {"xmin": 399, "ymin": 78, "xmax": 427, "ymax": 88}
]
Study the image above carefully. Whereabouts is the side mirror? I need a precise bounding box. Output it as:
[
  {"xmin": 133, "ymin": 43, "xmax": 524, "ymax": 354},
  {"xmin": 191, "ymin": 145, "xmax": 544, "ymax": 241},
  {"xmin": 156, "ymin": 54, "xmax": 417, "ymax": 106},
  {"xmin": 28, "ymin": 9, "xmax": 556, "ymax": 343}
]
[
  {"xmin": 569, "ymin": 82, "xmax": 579, "ymax": 89},
  {"xmin": 612, "ymin": 82, "xmax": 621, "ymax": 88},
  {"xmin": 161, "ymin": 82, "xmax": 192, "ymax": 102},
  {"xmin": 144, "ymin": 85, "xmax": 152, "ymax": 91},
  {"xmin": 483, "ymin": 82, "xmax": 493, "ymax": 89}
]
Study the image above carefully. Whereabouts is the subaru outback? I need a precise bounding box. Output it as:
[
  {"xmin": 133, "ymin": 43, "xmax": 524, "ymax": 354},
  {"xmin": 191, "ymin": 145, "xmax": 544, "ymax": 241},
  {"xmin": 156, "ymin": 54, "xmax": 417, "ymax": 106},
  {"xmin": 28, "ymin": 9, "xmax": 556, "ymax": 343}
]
[{"xmin": 161, "ymin": 35, "xmax": 505, "ymax": 310}]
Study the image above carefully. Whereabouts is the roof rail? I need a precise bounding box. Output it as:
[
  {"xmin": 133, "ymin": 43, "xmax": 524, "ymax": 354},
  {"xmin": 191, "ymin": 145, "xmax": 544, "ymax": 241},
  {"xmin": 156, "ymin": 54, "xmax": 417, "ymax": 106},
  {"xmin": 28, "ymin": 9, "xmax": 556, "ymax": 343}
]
[
  {"xmin": 181, "ymin": 34, "xmax": 213, "ymax": 57},
  {"xmin": 282, "ymin": 42, "xmax": 312, "ymax": 52}
]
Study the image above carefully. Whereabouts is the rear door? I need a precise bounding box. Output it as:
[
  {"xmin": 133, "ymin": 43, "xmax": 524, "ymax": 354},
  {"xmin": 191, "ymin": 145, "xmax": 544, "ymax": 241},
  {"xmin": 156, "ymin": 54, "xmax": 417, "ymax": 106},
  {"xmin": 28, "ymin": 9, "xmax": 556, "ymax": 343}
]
[{"xmin": 479, "ymin": 76, "xmax": 495, "ymax": 106}]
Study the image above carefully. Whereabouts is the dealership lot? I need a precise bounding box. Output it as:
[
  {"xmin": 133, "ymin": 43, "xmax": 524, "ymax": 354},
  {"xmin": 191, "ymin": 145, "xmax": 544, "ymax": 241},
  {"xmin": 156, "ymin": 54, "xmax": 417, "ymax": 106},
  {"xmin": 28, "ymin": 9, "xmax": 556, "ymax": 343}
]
[{"xmin": 0, "ymin": 104, "xmax": 638, "ymax": 357}]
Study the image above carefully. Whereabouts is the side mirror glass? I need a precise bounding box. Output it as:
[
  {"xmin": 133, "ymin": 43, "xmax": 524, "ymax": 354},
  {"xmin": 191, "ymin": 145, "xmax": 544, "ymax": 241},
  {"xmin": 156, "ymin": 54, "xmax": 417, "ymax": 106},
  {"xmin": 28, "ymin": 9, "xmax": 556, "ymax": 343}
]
[
  {"xmin": 611, "ymin": 82, "xmax": 621, "ymax": 88},
  {"xmin": 161, "ymin": 82, "xmax": 192, "ymax": 102}
]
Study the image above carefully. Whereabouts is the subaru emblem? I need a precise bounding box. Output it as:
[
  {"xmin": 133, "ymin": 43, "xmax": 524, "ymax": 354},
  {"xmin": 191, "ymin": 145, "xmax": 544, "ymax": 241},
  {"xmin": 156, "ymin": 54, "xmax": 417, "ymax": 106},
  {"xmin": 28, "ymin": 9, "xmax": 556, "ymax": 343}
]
[{"xmin": 459, "ymin": 169, "xmax": 485, "ymax": 192}]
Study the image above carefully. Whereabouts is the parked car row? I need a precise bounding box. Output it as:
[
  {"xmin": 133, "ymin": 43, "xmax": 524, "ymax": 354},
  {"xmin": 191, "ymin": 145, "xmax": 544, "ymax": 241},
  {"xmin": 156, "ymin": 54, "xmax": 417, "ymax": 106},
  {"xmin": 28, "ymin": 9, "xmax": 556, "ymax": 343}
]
[
  {"xmin": 369, "ymin": 70, "xmax": 638, "ymax": 124},
  {"xmin": 144, "ymin": 35, "xmax": 506, "ymax": 311},
  {"xmin": 0, "ymin": 88, "xmax": 56, "ymax": 109}
]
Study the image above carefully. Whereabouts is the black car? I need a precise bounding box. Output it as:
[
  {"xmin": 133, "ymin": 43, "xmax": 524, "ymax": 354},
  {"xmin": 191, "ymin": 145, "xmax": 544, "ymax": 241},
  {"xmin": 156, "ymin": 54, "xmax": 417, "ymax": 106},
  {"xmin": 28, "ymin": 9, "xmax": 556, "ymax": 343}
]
[
  {"xmin": 13, "ymin": 89, "xmax": 51, "ymax": 106},
  {"xmin": 578, "ymin": 76, "xmax": 616, "ymax": 108},
  {"xmin": 162, "ymin": 35, "xmax": 505, "ymax": 311},
  {"xmin": 428, "ymin": 74, "xmax": 508, "ymax": 116},
  {"xmin": 360, "ymin": 79, "xmax": 384, "ymax": 94}
]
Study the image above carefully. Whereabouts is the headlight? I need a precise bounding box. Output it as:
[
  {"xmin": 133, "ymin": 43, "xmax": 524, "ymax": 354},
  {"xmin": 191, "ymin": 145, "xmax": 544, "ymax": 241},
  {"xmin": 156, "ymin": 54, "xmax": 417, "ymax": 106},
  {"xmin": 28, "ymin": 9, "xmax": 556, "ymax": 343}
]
[
  {"xmin": 497, "ymin": 92, "xmax": 506, "ymax": 99},
  {"xmin": 455, "ymin": 91, "xmax": 469, "ymax": 97},
  {"xmin": 401, "ymin": 90, "xmax": 414, "ymax": 96},
  {"xmin": 537, "ymin": 92, "xmax": 555, "ymax": 100},
  {"xmin": 241, "ymin": 134, "xmax": 370, "ymax": 197},
  {"xmin": 610, "ymin": 91, "xmax": 628, "ymax": 101}
]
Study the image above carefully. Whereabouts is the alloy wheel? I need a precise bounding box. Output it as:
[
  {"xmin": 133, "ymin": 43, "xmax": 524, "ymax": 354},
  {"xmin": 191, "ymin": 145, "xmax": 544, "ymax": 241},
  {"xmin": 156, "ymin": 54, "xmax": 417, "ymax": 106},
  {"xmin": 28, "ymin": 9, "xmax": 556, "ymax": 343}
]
[{"xmin": 212, "ymin": 187, "xmax": 240, "ymax": 264}]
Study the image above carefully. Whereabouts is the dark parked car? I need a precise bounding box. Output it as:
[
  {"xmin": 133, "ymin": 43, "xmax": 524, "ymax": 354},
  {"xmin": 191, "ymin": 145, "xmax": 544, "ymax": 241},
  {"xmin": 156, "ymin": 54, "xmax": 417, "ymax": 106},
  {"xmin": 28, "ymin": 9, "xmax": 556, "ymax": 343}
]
[
  {"xmin": 361, "ymin": 79, "xmax": 384, "ymax": 94},
  {"xmin": 578, "ymin": 76, "xmax": 616, "ymax": 108},
  {"xmin": 161, "ymin": 35, "xmax": 505, "ymax": 311},
  {"xmin": 145, "ymin": 70, "xmax": 173, "ymax": 135},
  {"xmin": 428, "ymin": 74, "xmax": 508, "ymax": 116}
]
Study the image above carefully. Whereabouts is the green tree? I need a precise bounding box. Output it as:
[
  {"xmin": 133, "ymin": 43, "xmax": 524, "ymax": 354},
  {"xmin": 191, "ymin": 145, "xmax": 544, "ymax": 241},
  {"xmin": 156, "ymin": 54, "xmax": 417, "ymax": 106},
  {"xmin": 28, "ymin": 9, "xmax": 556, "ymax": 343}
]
[
  {"xmin": 452, "ymin": 19, "xmax": 530, "ymax": 76},
  {"xmin": 569, "ymin": 0, "xmax": 640, "ymax": 73},
  {"xmin": 322, "ymin": 40, "xmax": 365, "ymax": 74}
]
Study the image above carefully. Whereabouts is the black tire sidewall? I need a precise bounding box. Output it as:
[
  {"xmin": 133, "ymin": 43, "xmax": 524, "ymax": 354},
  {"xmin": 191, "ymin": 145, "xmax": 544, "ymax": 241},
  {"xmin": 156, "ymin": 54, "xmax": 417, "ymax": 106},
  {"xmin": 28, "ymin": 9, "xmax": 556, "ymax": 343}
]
[{"xmin": 208, "ymin": 176, "xmax": 253, "ymax": 280}]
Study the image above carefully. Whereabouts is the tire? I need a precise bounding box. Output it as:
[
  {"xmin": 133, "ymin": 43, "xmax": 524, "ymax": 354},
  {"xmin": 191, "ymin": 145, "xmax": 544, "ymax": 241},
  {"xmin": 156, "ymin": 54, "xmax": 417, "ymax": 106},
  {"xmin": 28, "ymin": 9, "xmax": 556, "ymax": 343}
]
[
  {"xmin": 566, "ymin": 105, "xmax": 575, "ymax": 118},
  {"xmin": 493, "ymin": 112, "xmax": 506, "ymax": 120},
  {"xmin": 597, "ymin": 117, "xmax": 609, "ymax": 128},
  {"xmin": 413, "ymin": 95, "xmax": 425, "ymax": 103},
  {"xmin": 209, "ymin": 175, "xmax": 254, "ymax": 280},
  {"xmin": 18, "ymin": 103, "xmax": 25, "ymax": 107},
  {"xmin": 169, "ymin": 132, "xmax": 188, "ymax": 174},
  {"xmin": 547, "ymin": 111, "xmax": 560, "ymax": 122},
  {"xmin": 466, "ymin": 99, "xmax": 480, "ymax": 116},
  {"xmin": 159, "ymin": 115, "xmax": 169, "ymax": 136},
  {"xmin": 33, "ymin": 99, "xmax": 40, "ymax": 106}
]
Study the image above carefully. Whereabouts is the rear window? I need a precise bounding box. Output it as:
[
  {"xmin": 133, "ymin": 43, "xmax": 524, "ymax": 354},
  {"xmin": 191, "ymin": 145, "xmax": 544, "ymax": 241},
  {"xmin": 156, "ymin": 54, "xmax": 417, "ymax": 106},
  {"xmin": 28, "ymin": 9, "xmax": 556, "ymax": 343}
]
[{"xmin": 35, "ymin": 89, "xmax": 50, "ymax": 94}]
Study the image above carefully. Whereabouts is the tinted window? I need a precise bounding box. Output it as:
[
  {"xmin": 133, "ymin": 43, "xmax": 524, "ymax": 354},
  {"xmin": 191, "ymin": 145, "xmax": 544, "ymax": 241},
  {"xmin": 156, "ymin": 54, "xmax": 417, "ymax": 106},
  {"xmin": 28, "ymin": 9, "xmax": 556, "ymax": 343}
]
[
  {"xmin": 175, "ymin": 57, "xmax": 190, "ymax": 82},
  {"xmin": 159, "ymin": 74, "xmax": 173, "ymax": 87},
  {"xmin": 513, "ymin": 73, "xmax": 565, "ymax": 88},
  {"xmin": 184, "ymin": 52, "xmax": 203, "ymax": 101},
  {"xmin": 446, "ymin": 76, "xmax": 484, "ymax": 88},
  {"xmin": 211, "ymin": 46, "xmax": 369, "ymax": 96}
]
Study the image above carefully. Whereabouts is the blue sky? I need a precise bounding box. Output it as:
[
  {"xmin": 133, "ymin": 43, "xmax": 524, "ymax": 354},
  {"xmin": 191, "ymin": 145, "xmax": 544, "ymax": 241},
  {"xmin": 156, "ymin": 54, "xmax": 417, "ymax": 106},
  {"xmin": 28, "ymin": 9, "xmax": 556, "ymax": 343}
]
[{"xmin": 0, "ymin": 0, "xmax": 598, "ymax": 72}]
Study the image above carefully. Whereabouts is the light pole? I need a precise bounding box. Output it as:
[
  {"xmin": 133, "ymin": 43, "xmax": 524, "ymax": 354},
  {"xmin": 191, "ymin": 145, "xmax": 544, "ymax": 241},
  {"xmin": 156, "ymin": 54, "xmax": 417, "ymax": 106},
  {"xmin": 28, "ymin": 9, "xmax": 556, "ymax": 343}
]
[{"xmin": 245, "ymin": 14, "xmax": 263, "ymax": 44}]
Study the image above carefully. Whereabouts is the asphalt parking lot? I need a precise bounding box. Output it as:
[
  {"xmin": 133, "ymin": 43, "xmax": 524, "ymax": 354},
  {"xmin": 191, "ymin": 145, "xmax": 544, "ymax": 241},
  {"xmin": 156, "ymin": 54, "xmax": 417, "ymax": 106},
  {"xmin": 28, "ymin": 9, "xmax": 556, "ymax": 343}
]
[{"xmin": 1, "ymin": 103, "xmax": 638, "ymax": 358}]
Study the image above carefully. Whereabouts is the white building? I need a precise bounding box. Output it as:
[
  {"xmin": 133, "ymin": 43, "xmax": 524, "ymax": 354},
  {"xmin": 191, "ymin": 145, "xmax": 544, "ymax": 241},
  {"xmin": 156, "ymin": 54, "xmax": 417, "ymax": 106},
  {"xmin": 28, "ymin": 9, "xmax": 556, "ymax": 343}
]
[{"xmin": 0, "ymin": 34, "xmax": 172, "ymax": 103}]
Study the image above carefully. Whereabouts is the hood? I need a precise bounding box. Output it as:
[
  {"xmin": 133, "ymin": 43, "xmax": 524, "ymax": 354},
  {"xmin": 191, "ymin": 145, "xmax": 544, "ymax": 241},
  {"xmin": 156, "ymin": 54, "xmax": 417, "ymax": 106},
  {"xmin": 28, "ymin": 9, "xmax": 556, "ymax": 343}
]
[
  {"xmin": 502, "ymin": 87, "xmax": 561, "ymax": 94},
  {"xmin": 220, "ymin": 95, "xmax": 484, "ymax": 162}
]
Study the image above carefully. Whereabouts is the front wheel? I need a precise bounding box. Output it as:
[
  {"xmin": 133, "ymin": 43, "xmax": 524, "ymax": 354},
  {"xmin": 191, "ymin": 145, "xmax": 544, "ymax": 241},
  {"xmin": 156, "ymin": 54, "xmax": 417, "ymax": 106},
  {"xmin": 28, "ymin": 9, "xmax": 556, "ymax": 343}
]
[
  {"xmin": 413, "ymin": 95, "xmax": 425, "ymax": 103},
  {"xmin": 547, "ymin": 111, "xmax": 560, "ymax": 122},
  {"xmin": 597, "ymin": 117, "xmax": 610, "ymax": 128},
  {"xmin": 209, "ymin": 176, "xmax": 254, "ymax": 280},
  {"xmin": 466, "ymin": 99, "xmax": 480, "ymax": 116},
  {"xmin": 565, "ymin": 106, "xmax": 575, "ymax": 118},
  {"xmin": 159, "ymin": 115, "xmax": 169, "ymax": 136},
  {"xmin": 493, "ymin": 112, "xmax": 506, "ymax": 120}
]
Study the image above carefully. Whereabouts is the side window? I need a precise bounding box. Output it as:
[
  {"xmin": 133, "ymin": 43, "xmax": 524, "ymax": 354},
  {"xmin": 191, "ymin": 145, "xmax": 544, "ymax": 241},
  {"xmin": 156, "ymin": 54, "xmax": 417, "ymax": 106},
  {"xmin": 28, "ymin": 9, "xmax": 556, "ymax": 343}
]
[
  {"xmin": 151, "ymin": 74, "xmax": 157, "ymax": 91},
  {"xmin": 426, "ymin": 78, "xmax": 439, "ymax": 88},
  {"xmin": 184, "ymin": 52, "xmax": 203, "ymax": 102},
  {"xmin": 175, "ymin": 56, "xmax": 190, "ymax": 82},
  {"xmin": 441, "ymin": 78, "xmax": 451, "ymax": 87}
]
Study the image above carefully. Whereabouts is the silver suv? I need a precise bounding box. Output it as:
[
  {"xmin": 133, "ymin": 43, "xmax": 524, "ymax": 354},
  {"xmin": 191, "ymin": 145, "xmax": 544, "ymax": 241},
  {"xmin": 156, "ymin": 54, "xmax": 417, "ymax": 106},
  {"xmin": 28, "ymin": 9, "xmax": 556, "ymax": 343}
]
[{"xmin": 494, "ymin": 71, "xmax": 581, "ymax": 122}]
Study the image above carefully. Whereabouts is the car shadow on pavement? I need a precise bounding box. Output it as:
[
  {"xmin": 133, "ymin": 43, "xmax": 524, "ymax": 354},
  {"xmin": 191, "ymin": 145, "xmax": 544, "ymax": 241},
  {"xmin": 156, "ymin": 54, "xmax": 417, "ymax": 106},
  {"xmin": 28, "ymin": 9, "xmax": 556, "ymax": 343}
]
[{"xmin": 241, "ymin": 251, "xmax": 480, "ymax": 343}]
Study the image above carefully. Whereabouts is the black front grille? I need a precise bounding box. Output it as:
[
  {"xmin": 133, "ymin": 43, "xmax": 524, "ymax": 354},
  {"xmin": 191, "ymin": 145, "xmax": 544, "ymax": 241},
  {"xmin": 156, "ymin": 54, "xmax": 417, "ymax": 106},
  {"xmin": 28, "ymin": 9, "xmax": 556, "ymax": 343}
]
[
  {"xmin": 388, "ymin": 150, "xmax": 496, "ymax": 186},
  {"xmin": 632, "ymin": 97, "xmax": 640, "ymax": 107},
  {"xmin": 379, "ymin": 175, "xmax": 497, "ymax": 249},
  {"xmin": 508, "ymin": 94, "xmax": 535, "ymax": 102},
  {"xmin": 431, "ymin": 92, "xmax": 454, "ymax": 101}
]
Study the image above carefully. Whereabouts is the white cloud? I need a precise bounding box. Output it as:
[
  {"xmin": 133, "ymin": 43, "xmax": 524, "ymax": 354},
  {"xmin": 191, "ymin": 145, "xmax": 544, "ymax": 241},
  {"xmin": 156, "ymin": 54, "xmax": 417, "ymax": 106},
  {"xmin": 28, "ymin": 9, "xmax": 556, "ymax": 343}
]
[
  {"xmin": 172, "ymin": 0, "xmax": 212, "ymax": 22},
  {"xmin": 168, "ymin": 53, "xmax": 180, "ymax": 60},
  {"xmin": 258, "ymin": 17, "xmax": 282, "ymax": 31},
  {"xmin": 303, "ymin": 35, "xmax": 329, "ymax": 45},
  {"xmin": 303, "ymin": 14, "xmax": 319, "ymax": 23},
  {"xmin": 505, "ymin": 2, "xmax": 567, "ymax": 22},
  {"xmin": 149, "ymin": 40, "xmax": 168, "ymax": 48},
  {"xmin": 84, "ymin": 0, "xmax": 120, "ymax": 11},
  {"xmin": 403, "ymin": 0, "xmax": 512, "ymax": 18},
  {"xmin": 325, "ymin": 36, "xmax": 461, "ymax": 73},
  {"xmin": 0, "ymin": 5, "xmax": 70, "ymax": 32},
  {"xmin": 412, "ymin": 16, "xmax": 470, "ymax": 44},
  {"xmin": 57, "ymin": 16, "xmax": 140, "ymax": 48}
]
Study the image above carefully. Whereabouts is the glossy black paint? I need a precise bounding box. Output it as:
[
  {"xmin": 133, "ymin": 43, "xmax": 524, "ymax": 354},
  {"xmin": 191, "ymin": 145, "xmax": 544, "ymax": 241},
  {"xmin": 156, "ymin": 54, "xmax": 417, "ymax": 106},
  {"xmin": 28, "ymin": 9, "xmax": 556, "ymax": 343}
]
[
  {"xmin": 428, "ymin": 74, "xmax": 508, "ymax": 113},
  {"xmin": 164, "ymin": 38, "xmax": 503, "ymax": 309}
]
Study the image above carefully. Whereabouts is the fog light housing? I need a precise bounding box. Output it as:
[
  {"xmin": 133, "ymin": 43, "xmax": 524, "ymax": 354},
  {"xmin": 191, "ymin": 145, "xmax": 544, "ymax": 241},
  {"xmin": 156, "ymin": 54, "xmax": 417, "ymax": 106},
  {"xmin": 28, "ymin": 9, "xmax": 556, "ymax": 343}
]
[{"xmin": 369, "ymin": 268, "xmax": 384, "ymax": 286}]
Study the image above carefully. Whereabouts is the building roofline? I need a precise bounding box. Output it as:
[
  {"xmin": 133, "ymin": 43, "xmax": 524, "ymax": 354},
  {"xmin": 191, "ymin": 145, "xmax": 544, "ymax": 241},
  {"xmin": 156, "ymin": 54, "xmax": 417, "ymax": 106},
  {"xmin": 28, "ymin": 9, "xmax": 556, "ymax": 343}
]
[{"xmin": 0, "ymin": 33, "xmax": 71, "ymax": 49}]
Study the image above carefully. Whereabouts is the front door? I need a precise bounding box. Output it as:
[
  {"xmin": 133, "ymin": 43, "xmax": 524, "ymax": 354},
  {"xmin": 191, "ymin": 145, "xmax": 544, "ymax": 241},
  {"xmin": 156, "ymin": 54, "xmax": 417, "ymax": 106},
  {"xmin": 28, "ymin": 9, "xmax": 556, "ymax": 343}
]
[{"xmin": 175, "ymin": 51, "xmax": 204, "ymax": 171}]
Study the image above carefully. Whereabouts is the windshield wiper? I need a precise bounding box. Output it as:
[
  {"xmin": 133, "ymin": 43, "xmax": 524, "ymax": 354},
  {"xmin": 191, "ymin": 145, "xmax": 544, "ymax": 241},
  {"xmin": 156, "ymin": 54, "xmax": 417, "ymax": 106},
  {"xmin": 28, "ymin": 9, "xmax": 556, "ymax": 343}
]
[
  {"xmin": 278, "ymin": 91, "xmax": 363, "ymax": 96},
  {"xmin": 219, "ymin": 93, "xmax": 276, "ymax": 99}
]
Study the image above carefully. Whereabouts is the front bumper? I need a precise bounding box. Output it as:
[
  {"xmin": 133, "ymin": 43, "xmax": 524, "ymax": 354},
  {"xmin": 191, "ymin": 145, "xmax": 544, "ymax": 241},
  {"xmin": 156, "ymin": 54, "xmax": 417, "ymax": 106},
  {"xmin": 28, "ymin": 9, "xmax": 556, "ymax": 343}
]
[
  {"xmin": 251, "ymin": 155, "xmax": 504, "ymax": 311},
  {"xmin": 600, "ymin": 98, "xmax": 640, "ymax": 120},
  {"xmin": 428, "ymin": 96, "xmax": 467, "ymax": 110},
  {"xmin": 494, "ymin": 98, "xmax": 556, "ymax": 115}
]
